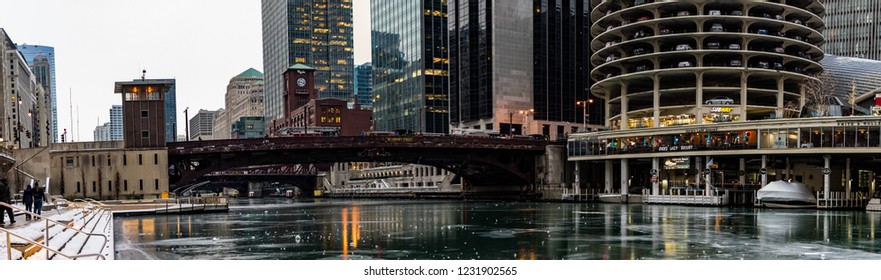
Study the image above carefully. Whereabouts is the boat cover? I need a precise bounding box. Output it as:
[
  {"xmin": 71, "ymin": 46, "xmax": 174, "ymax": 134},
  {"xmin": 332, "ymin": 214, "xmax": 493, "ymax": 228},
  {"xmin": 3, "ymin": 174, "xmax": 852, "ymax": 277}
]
[{"xmin": 757, "ymin": 180, "xmax": 817, "ymax": 203}]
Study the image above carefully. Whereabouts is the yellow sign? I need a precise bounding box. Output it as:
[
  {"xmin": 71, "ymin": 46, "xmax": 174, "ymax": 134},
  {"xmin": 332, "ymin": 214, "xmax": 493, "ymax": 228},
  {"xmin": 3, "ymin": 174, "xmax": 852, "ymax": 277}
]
[
  {"xmin": 161, "ymin": 192, "xmax": 169, "ymax": 199},
  {"xmin": 710, "ymin": 107, "xmax": 733, "ymax": 113},
  {"xmin": 314, "ymin": 190, "xmax": 323, "ymax": 197}
]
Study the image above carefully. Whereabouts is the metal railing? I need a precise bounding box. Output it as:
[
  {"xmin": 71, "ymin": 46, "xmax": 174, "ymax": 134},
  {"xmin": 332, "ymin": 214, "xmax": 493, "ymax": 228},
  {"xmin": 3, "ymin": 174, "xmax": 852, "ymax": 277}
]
[
  {"xmin": 157, "ymin": 196, "xmax": 229, "ymax": 213},
  {"xmin": 1, "ymin": 228, "xmax": 106, "ymax": 260},
  {"xmin": 0, "ymin": 202, "xmax": 109, "ymax": 260}
]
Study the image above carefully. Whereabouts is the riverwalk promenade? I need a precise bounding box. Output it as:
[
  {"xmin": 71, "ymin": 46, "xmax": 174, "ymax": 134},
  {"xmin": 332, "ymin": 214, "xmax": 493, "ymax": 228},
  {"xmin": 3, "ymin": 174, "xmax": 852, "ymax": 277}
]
[{"xmin": 1, "ymin": 197, "xmax": 228, "ymax": 260}]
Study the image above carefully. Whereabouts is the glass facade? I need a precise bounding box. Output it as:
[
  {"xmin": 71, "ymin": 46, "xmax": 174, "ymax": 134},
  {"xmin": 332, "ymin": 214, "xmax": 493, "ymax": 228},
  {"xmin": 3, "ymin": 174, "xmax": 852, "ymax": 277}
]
[
  {"xmin": 823, "ymin": 0, "xmax": 881, "ymax": 60},
  {"xmin": 354, "ymin": 62, "xmax": 373, "ymax": 108},
  {"xmin": 17, "ymin": 44, "xmax": 57, "ymax": 143},
  {"xmin": 371, "ymin": 0, "xmax": 449, "ymax": 133},
  {"xmin": 449, "ymin": 0, "xmax": 493, "ymax": 124},
  {"xmin": 533, "ymin": 0, "xmax": 592, "ymax": 125},
  {"xmin": 262, "ymin": 0, "xmax": 355, "ymax": 121},
  {"xmin": 819, "ymin": 55, "xmax": 881, "ymax": 113}
]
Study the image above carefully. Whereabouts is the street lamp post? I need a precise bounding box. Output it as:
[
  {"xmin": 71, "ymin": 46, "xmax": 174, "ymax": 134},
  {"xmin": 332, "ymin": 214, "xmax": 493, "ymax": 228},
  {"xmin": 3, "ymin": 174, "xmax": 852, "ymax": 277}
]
[
  {"xmin": 184, "ymin": 107, "xmax": 189, "ymax": 141},
  {"xmin": 518, "ymin": 109, "xmax": 534, "ymax": 136},
  {"xmin": 576, "ymin": 99, "xmax": 594, "ymax": 132}
]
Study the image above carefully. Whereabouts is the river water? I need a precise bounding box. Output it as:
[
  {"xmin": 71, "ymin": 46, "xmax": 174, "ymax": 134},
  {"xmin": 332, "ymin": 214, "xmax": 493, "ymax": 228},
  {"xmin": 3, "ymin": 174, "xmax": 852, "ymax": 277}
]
[{"xmin": 113, "ymin": 198, "xmax": 881, "ymax": 260}]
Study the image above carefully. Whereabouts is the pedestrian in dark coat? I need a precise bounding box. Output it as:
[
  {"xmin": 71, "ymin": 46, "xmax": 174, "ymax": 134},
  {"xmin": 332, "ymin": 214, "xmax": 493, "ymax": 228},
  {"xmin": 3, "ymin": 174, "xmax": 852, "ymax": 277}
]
[
  {"xmin": 0, "ymin": 179, "xmax": 15, "ymax": 224},
  {"xmin": 23, "ymin": 185, "xmax": 33, "ymax": 220},
  {"xmin": 32, "ymin": 185, "xmax": 45, "ymax": 217}
]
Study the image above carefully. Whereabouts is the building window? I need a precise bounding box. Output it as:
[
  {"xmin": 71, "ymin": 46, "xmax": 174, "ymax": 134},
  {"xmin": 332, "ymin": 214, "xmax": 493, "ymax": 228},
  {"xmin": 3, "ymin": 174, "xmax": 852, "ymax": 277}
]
[
  {"xmin": 139, "ymin": 154, "xmax": 143, "ymax": 165},
  {"xmin": 92, "ymin": 181, "xmax": 96, "ymax": 192},
  {"xmin": 108, "ymin": 180, "xmax": 113, "ymax": 192},
  {"xmin": 107, "ymin": 155, "xmax": 111, "ymax": 166},
  {"xmin": 65, "ymin": 157, "xmax": 74, "ymax": 167},
  {"xmin": 139, "ymin": 179, "xmax": 143, "ymax": 191},
  {"xmin": 141, "ymin": 131, "xmax": 149, "ymax": 139},
  {"xmin": 123, "ymin": 154, "xmax": 127, "ymax": 165},
  {"xmin": 76, "ymin": 182, "xmax": 80, "ymax": 193},
  {"xmin": 154, "ymin": 179, "xmax": 159, "ymax": 190},
  {"xmin": 124, "ymin": 180, "xmax": 128, "ymax": 191},
  {"xmin": 91, "ymin": 156, "xmax": 95, "ymax": 166},
  {"xmin": 154, "ymin": 153, "xmax": 158, "ymax": 165},
  {"xmin": 141, "ymin": 110, "xmax": 148, "ymax": 118}
]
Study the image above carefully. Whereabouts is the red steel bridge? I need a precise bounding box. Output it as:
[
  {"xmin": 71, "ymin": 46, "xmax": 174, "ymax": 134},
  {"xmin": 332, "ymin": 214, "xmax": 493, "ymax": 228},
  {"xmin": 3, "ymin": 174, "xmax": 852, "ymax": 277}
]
[{"xmin": 167, "ymin": 135, "xmax": 552, "ymax": 192}]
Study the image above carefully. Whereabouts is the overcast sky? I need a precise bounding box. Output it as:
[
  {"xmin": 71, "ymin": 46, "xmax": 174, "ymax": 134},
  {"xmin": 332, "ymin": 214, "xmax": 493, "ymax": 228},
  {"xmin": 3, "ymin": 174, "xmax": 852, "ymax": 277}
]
[{"xmin": 0, "ymin": 0, "xmax": 371, "ymax": 142}]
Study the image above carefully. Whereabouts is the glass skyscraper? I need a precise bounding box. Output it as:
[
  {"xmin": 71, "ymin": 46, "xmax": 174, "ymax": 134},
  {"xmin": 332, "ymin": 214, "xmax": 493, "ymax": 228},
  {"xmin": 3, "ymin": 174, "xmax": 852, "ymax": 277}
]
[
  {"xmin": 449, "ymin": 0, "xmax": 587, "ymax": 139},
  {"xmin": 354, "ymin": 62, "xmax": 373, "ymax": 108},
  {"xmin": 822, "ymin": 0, "xmax": 881, "ymax": 60},
  {"xmin": 371, "ymin": 0, "xmax": 449, "ymax": 133},
  {"xmin": 17, "ymin": 44, "xmax": 57, "ymax": 143},
  {"xmin": 262, "ymin": 0, "xmax": 355, "ymax": 121}
]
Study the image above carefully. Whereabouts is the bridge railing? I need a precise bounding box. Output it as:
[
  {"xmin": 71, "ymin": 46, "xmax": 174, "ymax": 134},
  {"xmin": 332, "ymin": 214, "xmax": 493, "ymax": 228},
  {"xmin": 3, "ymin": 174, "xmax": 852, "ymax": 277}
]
[{"xmin": 168, "ymin": 136, "xmax": 549, "ymax": 154}]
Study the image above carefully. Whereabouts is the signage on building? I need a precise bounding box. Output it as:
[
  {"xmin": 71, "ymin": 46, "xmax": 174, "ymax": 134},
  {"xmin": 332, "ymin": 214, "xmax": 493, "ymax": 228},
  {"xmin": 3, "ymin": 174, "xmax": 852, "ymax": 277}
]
[
  {"xmin": 710, "ymin": 107, "xmax": 734, "ymax": 113},
  {"xmin": 836, "ymin": 120, "xmax": 881, "ymax": 126},
  {"xmin": 663, "ymin": 157, "xmax": 690, "ymax": 170}
]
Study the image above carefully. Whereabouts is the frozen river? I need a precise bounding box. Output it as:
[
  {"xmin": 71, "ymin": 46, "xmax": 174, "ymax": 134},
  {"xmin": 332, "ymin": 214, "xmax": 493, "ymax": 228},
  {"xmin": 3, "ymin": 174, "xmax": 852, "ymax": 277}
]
[{"xmin": 113, "ymin": 198, "xmax": 881, "ymax": 260}]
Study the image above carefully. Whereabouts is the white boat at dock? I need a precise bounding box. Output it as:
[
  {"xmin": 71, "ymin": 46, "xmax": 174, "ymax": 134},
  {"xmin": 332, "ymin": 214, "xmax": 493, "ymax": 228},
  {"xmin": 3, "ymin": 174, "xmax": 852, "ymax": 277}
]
[
  {"xmin": 867, "ymin": 190, "xmax": 881, "ymax": 211},
  {"xmin": 757, "ymin": 180, "xmax": 817, "ymax": 208}
]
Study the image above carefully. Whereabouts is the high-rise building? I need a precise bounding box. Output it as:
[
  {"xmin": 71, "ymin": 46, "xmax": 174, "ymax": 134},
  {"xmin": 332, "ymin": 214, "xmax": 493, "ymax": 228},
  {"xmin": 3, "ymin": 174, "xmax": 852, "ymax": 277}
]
[
  {"xmin": 214, "ymin": 68, "xmax": 264, "ymax": 139},
  {"xmin": 17, "ymin": 44, "xmax": 57, "ymax": 143},
  {"xmin": 371, "ymin": 0, "xmax": 448, "ymax": 133},
  {"xmin": 1, "ymin": 29, "xmax": 41, "ymax": 149},
  {"xmin": 262, "ymin": 0, "xmax": 355, "ymax": 121},
  {"xmin": 189, "ymin": 109, "xmax": 219, "ymax": 141},
  {"xmin": 448, "ymin": 0, "xmax": 589, "ymax": 139},
  {"xmin": 354, "ymin": 63, "xmax": 373, "ymax": 108},
  {"xmin": 94, "ymin": 105, "xmax": 123, "ymax": 141},
  {"xmin": 822, "ymin": 0, "xmax": 881, "ymax": 60}
]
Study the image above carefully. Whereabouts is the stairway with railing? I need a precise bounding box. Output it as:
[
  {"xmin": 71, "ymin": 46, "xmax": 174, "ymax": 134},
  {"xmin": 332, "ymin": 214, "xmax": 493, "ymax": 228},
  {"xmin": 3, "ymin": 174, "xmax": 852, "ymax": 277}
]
[{"xmin": 0, "ymin": 201, "xmax": 112, "ymax": 260}]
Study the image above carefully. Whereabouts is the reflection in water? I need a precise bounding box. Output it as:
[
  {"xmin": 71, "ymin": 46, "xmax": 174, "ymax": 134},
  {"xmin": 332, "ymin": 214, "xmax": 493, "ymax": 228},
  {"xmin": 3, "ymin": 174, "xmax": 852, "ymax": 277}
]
[{"xmin": 114, "ymin": 199, "xmax": 881, "ymax": 260}]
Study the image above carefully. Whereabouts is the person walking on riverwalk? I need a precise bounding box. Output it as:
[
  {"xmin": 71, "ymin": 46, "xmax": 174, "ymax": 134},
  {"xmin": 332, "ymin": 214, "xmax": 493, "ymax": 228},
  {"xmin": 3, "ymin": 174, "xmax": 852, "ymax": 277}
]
[
  {"xmin": 0, "ymin": 179, "xmax": 15, "ymax": 225},
  {"xmin": 32, "ymin": 185, "xmax": 45, "ymax": 217},
  {"xmin": 23, "ymin": 185, "xmax": 33, "ymax": 220}
]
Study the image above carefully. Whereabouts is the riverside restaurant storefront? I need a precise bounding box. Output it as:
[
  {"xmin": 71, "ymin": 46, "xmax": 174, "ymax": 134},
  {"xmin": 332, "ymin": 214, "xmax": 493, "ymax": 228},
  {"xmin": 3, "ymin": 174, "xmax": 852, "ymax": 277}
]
[{"xmin": 568, "ymin": 116, "xmax": 881, "ymax": 206}]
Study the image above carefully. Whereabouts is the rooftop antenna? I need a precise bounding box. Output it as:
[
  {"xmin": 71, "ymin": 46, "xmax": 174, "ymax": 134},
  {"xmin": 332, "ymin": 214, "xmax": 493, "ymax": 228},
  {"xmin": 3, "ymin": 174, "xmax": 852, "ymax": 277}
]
[{"xmin": 141, "ymin": 69, "xmax": 146, "ymax": 81}]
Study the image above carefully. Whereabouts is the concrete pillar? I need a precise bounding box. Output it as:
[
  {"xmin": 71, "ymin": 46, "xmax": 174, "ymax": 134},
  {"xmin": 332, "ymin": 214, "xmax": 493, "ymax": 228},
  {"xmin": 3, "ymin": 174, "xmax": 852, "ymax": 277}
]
[
  {"xmin": 621, "ymin": 83, "xmax": 629, "ymax": 130},
  {"xmin": 696, "ymin": 73, "xmax": 704, "ymax": 124},
  {"xmin": 705, "ymin": 156, "xmax": 712, "ymax": 196},
  {"xmin": 604, "ymin": 160, "xmax": 613, "ymax": 193},
  {"xmin": 604, "ymin": 92, "xmax": 612, "ymax": 128},
  {"xmin": 776, "ymin": 78, "xmax": 785, "ymax": 118},
  {"xmin": 846, "ymin": 158, "xmax": 851, "ymax": 199},
  {"xmin": 652, "ymin": 157, "xmax": 660, "ymax": 195},
  {"xmin": 824, "ymin": 155, "xmax": 831, "ymax": 197},
  {"xmin": 620, "ymin": 158, "xmax": 629, "ymax": 195},
  {"xmin": 653, "ymin": 75, "xmax": 660, "ymax": 128},
  {"xmin": 695, "ymin": 157, "xmax": 702, "ymax": 191},
  {"xmin": 741, "ymin": 74, "xmax": 748, "ymax": 121},
  {"xmin": 739, "ymin": 158, "xmax": 746, "ymax": 189},
  {"xmin": 574, "ymin": 161, "xmax": 581, "ymax": 196},
  {"xmin": 761, "ymin": 155, "xmax": 768, "ymax": 187},
  {"xmin": 786, "ymin": 157, "xmax": 792, "ymax": 180}
]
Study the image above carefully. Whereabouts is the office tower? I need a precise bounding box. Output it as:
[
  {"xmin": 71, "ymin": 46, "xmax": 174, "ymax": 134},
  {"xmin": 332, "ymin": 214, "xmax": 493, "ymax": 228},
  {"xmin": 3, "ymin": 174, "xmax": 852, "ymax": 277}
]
[
  {"xmin": 822, "ymin": 0, "xmax": 881, "ymax": 60},
  {"xmin": 262, "ymin": 0, "xmax": 355, "ymax": 121},
  {"xmin": 18, "ymin": 44, "xmax": 57, "ymax": 143},
  {"xmin": 214, "ymin": 68, "xmax": 265, "ymax": 139},
  {"xmin": 354, "ymin": 62, "xmax": 373, "ymax": 108},
  {"xmin": 189, "ymin": 109, "xmax": 219, "ymax": 141},
  {"xmin": 94, "ymin": 105, "xmax": 123, "ymax": 141},
  {"xmin": 448, "ymin": 0, "xmax": 589, "ymax": 139},
  {"xmin": 372, "ymin": 0, "xmax": 449, "ymax": 133},
  {"xmin": 1, "ymin": 29, "xmax": 40, "ymax": 148}
]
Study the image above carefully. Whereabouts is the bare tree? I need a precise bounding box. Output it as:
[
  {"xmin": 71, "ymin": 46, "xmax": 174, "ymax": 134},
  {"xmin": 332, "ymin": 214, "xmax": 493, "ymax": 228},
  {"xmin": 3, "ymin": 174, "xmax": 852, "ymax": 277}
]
[{"xmin": 802, "ymin": 70, "xmax": 837, "ymax": 117}]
